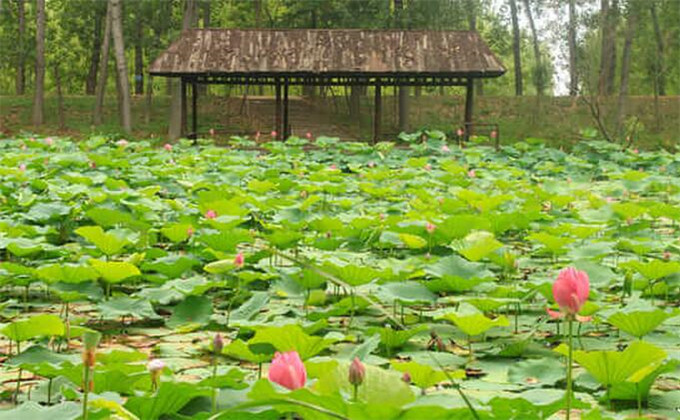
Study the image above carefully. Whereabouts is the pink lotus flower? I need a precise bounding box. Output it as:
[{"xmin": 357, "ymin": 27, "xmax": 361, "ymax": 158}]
[
  {"xmin": 234, "ymin": 252, "xmax": 244, "ymax": 268},
  {"xmin": 45, "ymin": 137, "xmax": 54, "ymax": 146},
  {"xmin": 89, "ymin": 161, "xmax": 96, "ymax": 169},
  {"xmin": 186, "ymin": 226, "xmax": 194, "ymax": 237},
  {"xmin": 209, "ymin": 128, "xmax": 215, "ymax": 137},
  {"xmin": 268, "ymin": 351, "xmax": 306, "ymax": 390},
  {"xmin": 467, "ymin": 169, "xmax": 476, "ymax": 178},
  {"xmin": 213, "ymin": 333, "xmax": 224, "ymax": 353},
  {"xmin": 164, "ymin": 143, "xmax": 173, "ymax": 151},
  {"xmin": 255, "ymin": 131, "xmax": 261, "ymax": 140},
  {"xmin": 663, "ymin": 251, "xmax": 671, "ymax": 260},
  {"xmin": 116, "ymin": 139, "xmax": 129, "ymax": 147},
  {"xmin": 306, "ymin": 132, "xmax": 312, "ymax": 139},
  {"xmin": 426, "ymin": 222, "xmax": 436, "ymax": 234},
  {"xmin": 456, "ymin": 128, "xmax": 464, "ymax": 137},
  {"xmin": 205, "ymin": 209, "xmax": 217, "ymax": 219},
  {"xmin": 19, "ymin": 163, "xmax": 26, "ymax": 171},
  {"xmin": 329, "ymin": 164, "xmax": 337, "ymax": 170},
  {"xmin": 20, "ymin": 144, "xmax": 27, "ymax": 151},
  {"xmin": 490, "ymin": 130, "xmax": 498, "ymax": 139},
  {"xmin": 402, "ymin": 372, "xmax": 412, "ymax": 383},
  {"xmin": 546, "ymin": 307, "xmax": 591, "ymax": 323},
  {"xmin": 632, "ymin": 148, "xmax": 639, "ymax": 154},
  {"xmin": 271, "ymin": 130, "xmax": 277, "ymax": 138},
  {"xmin": 424, "ymin": 163, "xmax": 432, "ymax": 171},
  {"xmin": 379, "ymin": 213, "xmax": 386, "ymax": 221},
  {"xmin": 147, "ymin": 359, "xmax": 165, "ymax": 373},
  {"xmin": 441, "ymin": 144, "xmax": 451, "ymax": 153},
  {"xmin": 367, "ymin": 161, "xmax": 376, "ymax": 168},
  {"xmin": 552, "ymin": 267, "xmax": 589, "ymax": 316}
]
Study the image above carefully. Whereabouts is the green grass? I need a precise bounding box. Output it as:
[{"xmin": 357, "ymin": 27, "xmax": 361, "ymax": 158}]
[{"xmin": 1, "ymin": 94, "xmax": 677, "ymax": 150}]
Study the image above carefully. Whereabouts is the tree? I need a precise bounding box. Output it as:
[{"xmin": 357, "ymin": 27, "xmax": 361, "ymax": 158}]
[
  {"xmin": 509, "ymin": 0, "xmax": 523, "ymax": 96},
  {"xmin": 134, "ymin": 1, "xmax": 144, "ymax": 96},
  {"xmin": 598, "ymin": 0, "xmax": 618, "ymax": 96},
  {"xmin": 568, "ymin": 0, "xmax": 578, "ymax": 96},
  {"xmin": 616, "ymin": 0, "xmax": 638, "ymax": 137},
  {"xmin": 168, "ymin": 0, "xmax": 197, "ymax": 140},
  {"xmin": 649, "ymin": 1, "xmax": 665, "ymax": 96},
  {"xmin": 85, "ymin": 5, "xmax": 105, "ymax": 95},
  {"xmin": 16, "ymin": 0, "xmax": 25, "ymax": 95},
  {"xmin": 523, "ymin": 0, "xmax": 544, "ymax": 96},
  {"xmin": 93, "ymin": 2, "xmax": 112, "ymax": 126},
  {"xmin": 32, "ymin": 0, "xmax": 45, "ymax": 126},
  {"xmin": 110, "ymin": 0, "xmax": 132, "ymax": 132}
]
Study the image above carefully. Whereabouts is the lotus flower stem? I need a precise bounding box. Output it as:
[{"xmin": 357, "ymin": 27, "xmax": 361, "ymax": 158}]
[
  {"xmin": 82, "ymin": 364, "xmax": 91, "ymax": 420},
  {"xmin": 636, "ymin": 382, "xmax": 642, "ymax": 417},
  {"xmin": 211, "ymin": 358, "xmax": 218, "ymax": 413},
  {"xmin": 47, "ymin": 378, "xmax": 52, "ymax": 405},
  {"xmin": 352, "ymin": 383, "xmax": 358, "ymax": 402},
  {"xmin": 566, "ymin": 319, "xmax": 573, "ymax": 420},
  {"xmin": 14, "ymin": 368, "xmax": 22, "ymax": 404}
]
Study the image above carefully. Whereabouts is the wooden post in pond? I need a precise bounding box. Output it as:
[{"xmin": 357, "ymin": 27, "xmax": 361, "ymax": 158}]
[
  {"xmin": 191, "ymin": 79, "xmax": 198, "ymax": 140},
  {"xmin": 275, "ymin": 79, "xmax": 282, "ymax": 140},
  {"xmin": 283, "ymin": 78, "xmax": 289, "ymax": 140},
  {"xmin": 180, "ymin": 78, "xmax": 187, "ymax": 138},
  {"xmin": 373, "ymin": 83, "xmax": 382, "ymax": 144},
  {"xmin": 464, "ymin": 77, "xmax": 474, "ymax": 142}
]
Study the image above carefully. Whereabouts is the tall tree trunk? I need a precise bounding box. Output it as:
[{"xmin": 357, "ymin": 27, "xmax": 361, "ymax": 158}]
[
  {"xmin": 168, "ymin": 0, "xmax": 197, "ymax": 140},
  {"xmin": 605, "ymin": 0, "xmax": 618, "ymax": 95},
  {"xmin": 86, "ymin": 6, "xmax": 104, "ymax": 95},
  {"xmin": 53, "ymin": 63, "xmax": 65, "ymax": 129},
  {"xmin": 32, "ymin": 0, "xmax": 45, "ymax": 126},
  {"xmin": 94, "ymin": 2, "xmax": 112, "ymax": 125},
  {"xmin": 134, "ymin": 4, "xmax": 144, "ymax": 96},
  {"xmin": 509, "ymin": 0, "xmax": 522, "ymax": 96},
  {"xmin": 523, "ymin": 0, "xmax": 543, "ymax": 96},
  {"xmin": 616, "ymin": 1, "xmax": 637, "ymax": 138},
  {"xmin": 110, "ymin": 0, "xmax": 132, "ymax": 132},
  {"xmin": 568, "ymin": 0, "xmax": 578, "ymax": 96},
  {"xmin": 649, "ymin": 1, "xmax": 665, "ymax": 96},
  {"xmin": 598, "ymin": 0, "xmax": 611, "ymax": 96},
  {"xmin": 16, "ymin": 0, "xmax": 25, "ymax": 95}
]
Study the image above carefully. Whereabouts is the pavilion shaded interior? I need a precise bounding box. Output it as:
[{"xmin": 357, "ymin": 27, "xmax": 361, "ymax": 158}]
[{"xmin": 149, "ymin": 29, "xmax": 505, "ymax": 142}]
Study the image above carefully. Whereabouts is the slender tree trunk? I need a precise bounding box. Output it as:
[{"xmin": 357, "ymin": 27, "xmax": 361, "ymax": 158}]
[
  {"xmin": 509, "ymin": 0, "xmax": 522, "ymax": 96},
  {"xmin": 598, "ymin": 0, "xmax": 610, "ymax": 96},
  {"xmin": 649, "ymin": 1, "xmax": 665, "ymax": 96},
  {"xmin": 616, "ymin": 1, "xmax": 637, "ymax": 138},
  {"xmin": 32, "ymin": 0, "xmax": 45, "ymax": 126},
  {"xmin": 523, "ymin": 0, "xmax": 543, "ymax": 96},
  {"xmin": 53, "ymin": 63, "xmax": 65, "ymax": 129},
  {"xmin": 568, "ymin": 0, "xmax": 578, "ymax": 96},
  {"xmin": 110, "ymin": 0, "xmax": 132, "ymax": 132},
  {"xmin": 398, "ymin": 87, "xmax": 409, "ymax": 132},
  {"xmin": 16, "ymin": 0, "xmax": 25, "ymax": 95},
  {"xmin": 605, "ymin": 0, "xmax": 618, "ymax": 95},
  {"xmin": 94, "ymin": 2, "xmax": 112, "ymax": 125},
  {"xmin": 134, "ymin": 5, "xmax": 144, "ymax": 96},
  {"xmin": 169, "ymin": 0, "xmax": 197, "ymax": 140},
  {"xmin": 86, "ymin": 7, "xmax": 104, "ymax": 95}
]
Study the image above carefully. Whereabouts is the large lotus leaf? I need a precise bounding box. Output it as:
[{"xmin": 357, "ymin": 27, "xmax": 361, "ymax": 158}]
[
  {"xmin": 8, "ymin": 345, "xmax": 78, "ymax": 378},
  {"xmin": 160, "ymin": 223, "xmax": 194, "ymax": 243},
  {"xmin": 97, "ymin": 297, "xmax": 158, "ymax": 320},
  {"xmin": 1, "ymin": 314, "xmax": 65, "ymax": 342},
  {"xmin": 375, "ymin": 281, "xmax": 437, "ymax": 305},
  {"xmin": 619, "ymin": 259, "xmax": 680, "ymax": 281},
  {"xmin": 89, "ymin": 259, "xmax": 141, "ymax": 283},
  {"xmin": 222, "ymin": 339, "xmax": 271, "ymax": 364},
  {"xmin": 0, "ymin": 402, "xmax": 80, "ymax": 420},
  {"xmin": 200, "ymin": 229, "xmax": 253, "ymax": 253},
  {"xmin": 607, "ymin": 302, "xmax": 678, "ymax": 338},
  {"xmin": 6, "ymin": 238, "xmax": 44, "ymax": 257},
  {"xmin": 526, "ymin": 232, "xmax": 574, "ymax": 255},
  {"xmin": 24, "ymin": 202, "xmax": 71, "ymax": 222},
  {"xmin": 508, "ymin": 357, "xmax": 564, "ymax": 387},
  {"xmin": 609, "ymin": 360, "xmax": 678, "ymax": 401},
  {"xmin": 125, "ymin": 381, "xmax": 211, "ymax": 420},
  {"xmin": 230, "ymin": 292, "xmax": 269, "ymax": 322},
  {"xmin": 438, "ymin": 303, "xmax": 509, "ymax": 337},
  {"xmin": 167, "ymin": 295, "xmax": 213, "ymax": 328},
  {"xmin": 142, "ymin": 254, "xmax": 200, "ymax": 278},
  {"xmin": 249, "ymin": 324, "xmax": 338, "ymax": 360},
  {"xmin": 554, "ymin": 341, "xmax": 667, "ymax": 387},
  {"xmin": 86, "ymin": 207, "xmax": 150, "ymax": 231},
  {"xmin": 35, "ymin": 263, "xmax": 99, "ymax": 284},
  {"xmin": 438, "ymin": 215, "xmax": 492, "ymax": 240},
  {"xmin": 425, "ymin": 255, "xmax": 494, "ymax": 284},
  {"xmin": 324, "ymin": 263, "xmax": 382, "ymax": 287},
  {"xmin": 390, "ymin": 360, "xmax": 462, "ymax": 390},
  {"xmin": 366, "ymin": 325, "xmax": 428, "ymax": 352},
  {"xmin": 75, "ymin": 226, "xmax": 134, "ymax": 255},
  {"xmin": 451, "ymin": 231, "xmax": 503, "ymax": 262}
]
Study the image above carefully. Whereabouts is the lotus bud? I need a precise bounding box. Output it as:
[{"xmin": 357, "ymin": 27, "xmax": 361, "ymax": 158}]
[
  {"xmin": 402, "ymin": 372, "xmax": 412, "ymax": 384},
  {"xmin": 234, "ymin": 252, "xmax": 245, "ymax": 268},
  {"xmin": 348, "ymin": 357, "xmax": 365, "ymax": 386},
  {"xmin": 205, "ymin": 209, "xmax": 217, "ymax": 219},
  {"xmin": 164, "ymin": 143, "xmax": 173, "ymax": 151},
  {"xmin": 213, "ymin": 333, "xmax": 224, "ymax": 354},
  {"xmin": 425, "ymin": 222, "xmax": 436, "ymax": 234}
]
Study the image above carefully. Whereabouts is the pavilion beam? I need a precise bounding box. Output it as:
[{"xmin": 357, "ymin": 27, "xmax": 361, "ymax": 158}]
[
  {"xmin": 191, "ymin": 79, "xmax": 198, "ymax": 140},
  {"xmin": 464, "ymin": 77, "xmax": 474, "ymax": 142},
  {"xmin": 275, "ymin": 79, "xmax": 282, "ymax": 140},
  {"xmin": 373, "ymin": 82, "xmax": 382, "ymax": 144},
  {"xmin": 180, "ymin": 77, "xmax": 187, "ymax": 138},
  {"xmin": 283, "ymin": 78, "xmax": 289, "ymax": 139}
]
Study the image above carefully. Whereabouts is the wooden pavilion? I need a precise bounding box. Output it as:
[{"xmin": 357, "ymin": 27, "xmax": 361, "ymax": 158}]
[{"xmin": 149, "ymin": 29, "xmax": 505, "ymax": 142}]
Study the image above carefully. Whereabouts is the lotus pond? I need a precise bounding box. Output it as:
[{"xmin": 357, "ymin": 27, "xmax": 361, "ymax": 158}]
[{"xmin": 0, "ymin": 135, "xmax": 679, "ymax": 420}]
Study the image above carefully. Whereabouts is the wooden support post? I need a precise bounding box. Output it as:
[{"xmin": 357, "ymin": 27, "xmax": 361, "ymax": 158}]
[
  {"xmin": 373, "ymin": 83, "xmax": 382, "ymax": 144},
  {"xmin": 275, "ymin": 79, "xmax": 282, "ymax": 140},
  {"xmin": 464, "ymin": 77, "xmax": 474, "ymax": 142},
  {"xmin": 180, "ymin": 78, "xmax": 187, "ymax": 138},
  {"xmin": 283, "ymin": 78, "xmax": 289, "ymax": 139},
  {"xmin": 191, "ymin": 79, "xmax": 198, "ymax": 140}
]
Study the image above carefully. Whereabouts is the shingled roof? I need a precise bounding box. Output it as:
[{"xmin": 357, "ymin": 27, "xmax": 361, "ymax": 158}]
[{"xmin": 149, "ymin": 29, "xmax": 505, "ymax": 79}]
